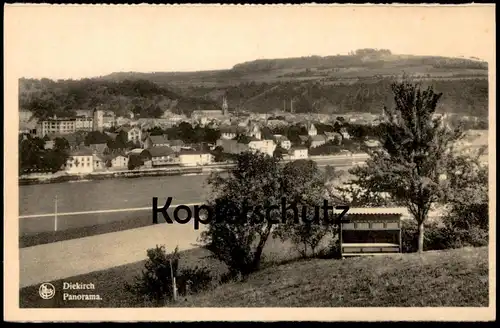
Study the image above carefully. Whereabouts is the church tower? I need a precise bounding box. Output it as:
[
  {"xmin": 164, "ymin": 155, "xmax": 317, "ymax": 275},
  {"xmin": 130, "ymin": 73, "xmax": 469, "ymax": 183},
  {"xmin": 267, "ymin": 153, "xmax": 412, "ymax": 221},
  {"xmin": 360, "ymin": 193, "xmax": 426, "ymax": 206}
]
[
  {"xmin": 92, "ymin": 108, "xmax": 104, "ymax": 132},
  {"xmin": 222, "ymin": 96, "xmax": 228, "ymax": 116}
]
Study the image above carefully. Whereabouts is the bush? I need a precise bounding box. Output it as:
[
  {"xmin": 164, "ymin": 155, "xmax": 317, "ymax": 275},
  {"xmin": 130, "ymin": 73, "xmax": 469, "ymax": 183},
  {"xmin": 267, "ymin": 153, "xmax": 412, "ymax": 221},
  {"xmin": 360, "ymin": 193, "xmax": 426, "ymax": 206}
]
[
  {"xmin": 442, "ymin": 202, "xmax": 488, "ymax": 247},
  {"xmin": 316, "ymin": 234, "xmax": 342, "ymax": 259},
  {"xmin": 124, "ymin": 245, "xmax": 180, "ymax": 305},
  {"xmin": 125, "ymin": 245, "xmax": 215, "ymax": 304},
  {"xmin": 402, "ymin": 220, "xmax": 446, "ymax": 253},
  {"xmin": 401, "ymin": 219, "xmax": 488, "ymax": 253},
  {"xmin": 446, "ymin": 226, "xmax": 488, "ymax": 248},
  {"xmin": 176, "ymin": 266, "xmax": 213, "ymax": 296}
]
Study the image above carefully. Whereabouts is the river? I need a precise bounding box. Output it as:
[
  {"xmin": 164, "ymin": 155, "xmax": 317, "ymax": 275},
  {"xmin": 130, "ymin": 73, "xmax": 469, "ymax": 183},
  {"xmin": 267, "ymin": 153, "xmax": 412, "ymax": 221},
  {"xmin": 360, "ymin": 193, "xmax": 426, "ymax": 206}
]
[
  {"xmin": 19, "ymin": 157, "xmax": 359, "ymax": 234},
  {"xmin": 19, "ymin": 174, "xmax": 211, "ymax": 234}
]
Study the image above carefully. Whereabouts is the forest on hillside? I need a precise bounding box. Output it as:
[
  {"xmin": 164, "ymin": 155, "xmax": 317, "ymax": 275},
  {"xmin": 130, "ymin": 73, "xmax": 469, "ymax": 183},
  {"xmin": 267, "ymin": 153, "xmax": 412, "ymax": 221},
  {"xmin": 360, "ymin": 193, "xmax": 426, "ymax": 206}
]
[
  {"xmin": 20, "ymin": 74, "xmax": 488, "ymax": 119},
  {"xmin": 19, "ymin": 78, "xmax": 221, "ymax": 119},
  {"xmin": 232, "ymin": 50, "xmax": 488, "ymax": 72},
  {"xmin": 188, "ymin": 78, "xmax": 488, "ymax": 116}
]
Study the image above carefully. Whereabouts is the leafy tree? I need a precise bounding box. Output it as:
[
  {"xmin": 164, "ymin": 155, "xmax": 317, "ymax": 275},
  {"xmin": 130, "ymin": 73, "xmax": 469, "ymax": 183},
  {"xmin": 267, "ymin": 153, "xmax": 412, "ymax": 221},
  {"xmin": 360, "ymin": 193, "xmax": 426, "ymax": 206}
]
[
  {"xmin": 53, "ymin": 137, "xmax": 70, "ymax": 151},
  {"xmin": 211, "ymin": 146, "xmax": 225, "ymax": 163},
  {"xmin": 343, "ymin": 76, "xmax": 465, "ymax": 252},
  {"xmin": 128, "ymin": 155, "xmax": 143, "ymax": 170},
  {"xmin": 19, "ymin": 138, "xmax": 43, "ymax": 173},
  {"xmin": 31, "ymin": 137, "xmax": 46, "ymax": 150},
  {"xmin": 273, "ymin": 160, "xmax": 332, "ymax": 258},
  {"xmin": 441, "ymin": 151, "xmax": 488, "ymax": 247},
  {"xmin": 84, "ymin": 131, "xmax": 109, "ymax": 146},
  {"xmin": 200, "ymin": 152, "xmax": 282, "ymax": 278},
  {"xmin": 273, "ymin": 144, "xmax": 288, "ymax": 160},
  {"xmin": 203, "ymin": 126, "xmax": 221, "ymax": 144},
  {"xmin": 286, "ymin": 124, "xmax": 308, "ymax": 145},
  {"xmin": 260, "ymin": 126, "xmax": 274, "ymax": 140},
  {"xmin": 148, "ymin": 126, "xmax": 165, "ymax": 136},
  {"xmin": 201, "ymin": 153, "xmax": 334, "ymax": 278},
  {"xmin": 177, "ymin": 122, "xmax": 195, "ymax": 143},
  {"xmin": 44, "ymin": 149, "xmax": 69, "ymax": 173}
]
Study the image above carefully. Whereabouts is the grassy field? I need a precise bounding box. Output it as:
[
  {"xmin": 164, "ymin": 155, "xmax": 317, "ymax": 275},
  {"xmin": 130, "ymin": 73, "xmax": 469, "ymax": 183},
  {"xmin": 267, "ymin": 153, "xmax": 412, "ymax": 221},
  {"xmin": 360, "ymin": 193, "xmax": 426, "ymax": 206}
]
[
  {"xmin": 20, "ymin": 245, "xmax": 488, "ymax": 308},
  {"xmin": 19, "ymin": 236, "xmax": 300, "ymax": 308},
  {"xmin": 176, "ymin": 247, "xmax": 489, "ymax": 307}
]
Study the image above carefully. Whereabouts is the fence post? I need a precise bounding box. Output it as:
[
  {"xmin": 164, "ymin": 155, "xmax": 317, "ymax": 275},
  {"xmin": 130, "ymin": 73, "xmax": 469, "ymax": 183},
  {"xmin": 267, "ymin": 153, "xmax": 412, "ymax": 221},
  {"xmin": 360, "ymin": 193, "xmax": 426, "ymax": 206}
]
[
  {"xmin": 54, "ymin": 195, "xmax": 58, "ymax": 232},
  {"xmin": 169, "ymin": 258, "xmax": 177, "ymax": 302}
]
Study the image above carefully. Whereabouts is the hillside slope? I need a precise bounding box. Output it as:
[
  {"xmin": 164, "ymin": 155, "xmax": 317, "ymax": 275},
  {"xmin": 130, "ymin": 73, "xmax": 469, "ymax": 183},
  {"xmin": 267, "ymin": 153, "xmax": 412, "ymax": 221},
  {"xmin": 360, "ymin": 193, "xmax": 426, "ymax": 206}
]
[
  {"xmin": 19, "ymin": 78, "xmax": 221, "ymax": 119},
  {"xmin": 100, "ymin": 51, "xmax": 488, "ymax": 117},
  {"xmin": 176, "ymin": 247, "xmax": 489, "ymax": 307},
  {"xmin": 20, "ymin": 50, "xmax": 489, "ymax": 118}
]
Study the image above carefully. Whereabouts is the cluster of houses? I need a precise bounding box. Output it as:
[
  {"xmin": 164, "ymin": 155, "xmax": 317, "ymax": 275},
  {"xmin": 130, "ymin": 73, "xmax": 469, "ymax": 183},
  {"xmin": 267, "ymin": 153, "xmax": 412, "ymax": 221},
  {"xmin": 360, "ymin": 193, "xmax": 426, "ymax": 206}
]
[
  {"xmin": 63, "ymin": 131, "xmax": 217, "ymax": 174},
  {"xmin": 214, "ymin": 120, "xmax": 353, "ymax": 160},
  {"xmin": 19, "ymin": 97, "xmax": 382, "ymax": 175},
  {"xmin": 61, "ymin": 119, "xmax": 352, "ymax": 174}
]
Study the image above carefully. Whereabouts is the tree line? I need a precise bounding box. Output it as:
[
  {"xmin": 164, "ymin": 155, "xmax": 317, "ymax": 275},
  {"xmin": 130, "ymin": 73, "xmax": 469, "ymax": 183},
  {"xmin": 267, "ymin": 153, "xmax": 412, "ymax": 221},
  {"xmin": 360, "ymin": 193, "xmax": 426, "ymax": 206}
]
[
  {"xmin": 19, "ymin": 78, "xmax": 221, "ymax": 119},
  {"xmin": 20, "ymin": 73, "xmax": 489, "ymax": 123},
  {"xmin": 19, "ymin": 135, "xmax": 70, "ymax": 174}
]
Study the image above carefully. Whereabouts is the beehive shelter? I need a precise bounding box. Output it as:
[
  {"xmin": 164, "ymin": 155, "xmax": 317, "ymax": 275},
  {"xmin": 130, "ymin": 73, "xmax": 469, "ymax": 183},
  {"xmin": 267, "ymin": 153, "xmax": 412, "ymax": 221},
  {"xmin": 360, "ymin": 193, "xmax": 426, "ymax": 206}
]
[{"xmin": 340, "ymin": 207, "xmax": 407, "ymax": 257}]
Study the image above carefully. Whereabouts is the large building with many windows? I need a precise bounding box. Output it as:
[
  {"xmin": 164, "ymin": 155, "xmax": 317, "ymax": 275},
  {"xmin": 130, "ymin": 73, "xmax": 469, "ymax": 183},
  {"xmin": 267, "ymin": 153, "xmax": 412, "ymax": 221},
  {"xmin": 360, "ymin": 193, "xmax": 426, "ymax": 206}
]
[
  {"xmin": 36, "ymin": 117, "xmax": 77, "ymax": 137},
  {"xmin": 75, "ymin": 116, "xmax": 94, "ymax": 131}
]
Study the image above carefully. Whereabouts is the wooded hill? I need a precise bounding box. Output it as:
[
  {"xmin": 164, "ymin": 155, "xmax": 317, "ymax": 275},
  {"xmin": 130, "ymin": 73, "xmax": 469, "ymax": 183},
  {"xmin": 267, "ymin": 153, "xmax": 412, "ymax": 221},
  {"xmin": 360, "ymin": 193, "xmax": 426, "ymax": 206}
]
[{"xmin": 20, "ymin": 50, "xmax": 488, "ymax": 119}]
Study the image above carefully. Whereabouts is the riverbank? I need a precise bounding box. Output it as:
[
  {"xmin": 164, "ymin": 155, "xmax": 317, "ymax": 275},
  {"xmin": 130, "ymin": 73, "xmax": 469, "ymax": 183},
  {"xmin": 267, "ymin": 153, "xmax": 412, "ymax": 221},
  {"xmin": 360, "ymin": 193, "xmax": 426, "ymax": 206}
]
[
  {"xmin": 18, "ymin": 153, "xmax": 369, "ymax": 186},
  {"xmin": 18, "ymin": 165, "xmax": 225, "ymax": 186}
]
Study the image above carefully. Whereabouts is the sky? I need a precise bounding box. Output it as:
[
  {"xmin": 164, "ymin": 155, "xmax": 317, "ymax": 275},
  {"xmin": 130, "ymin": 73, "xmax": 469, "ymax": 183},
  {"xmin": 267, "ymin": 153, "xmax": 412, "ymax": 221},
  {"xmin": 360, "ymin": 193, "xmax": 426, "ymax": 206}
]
[{"xmin": 4, "ymin": 4, "xmax": 496, "ymax": 80}]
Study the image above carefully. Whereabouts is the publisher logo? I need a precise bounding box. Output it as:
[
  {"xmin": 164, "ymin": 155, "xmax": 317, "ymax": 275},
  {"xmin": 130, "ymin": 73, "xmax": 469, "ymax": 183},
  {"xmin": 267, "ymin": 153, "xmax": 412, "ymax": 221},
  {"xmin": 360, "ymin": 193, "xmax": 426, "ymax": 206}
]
[{"xmin": 39, "ymin": 283, "xmax": 55, "ymax": 300}]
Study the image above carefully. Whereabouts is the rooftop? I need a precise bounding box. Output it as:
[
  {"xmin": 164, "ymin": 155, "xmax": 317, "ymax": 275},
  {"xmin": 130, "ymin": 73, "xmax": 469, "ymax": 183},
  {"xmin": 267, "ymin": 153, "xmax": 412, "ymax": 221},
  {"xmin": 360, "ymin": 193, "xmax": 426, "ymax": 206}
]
[
  {"xmin": 128, "ymin": 148, "xmax": 149, "ymax": 155},
  {"xmin": 179, "ymin": 149, "xmax": 211, "ymax": 155},
  {"xmin": 150, "ymin": 135, "xmax": 170, "ymax": 144},
  {"xmin": 149, "ymin": 146, "xmax": 175, "ymax": 157},
  {"xmin": 240, "ymin": 136, "xmax": 261, "ymax": 144},
  {"xmin": 69, "ymin": 147, "xmax": 94, "ymax": 156},
  {"xmin": 274, "ymin": 135, "xmax": 290, "ymax": 142},
  {"xmin": 168, "ymin": 139, "xmax": 185, "ymax": 147},
  {"xmin": 344, "ymin": 207, "xmax": 409, "ymax": 216},
  {"xmin": 299, "ymin": 135, "xmax": 309, "ymax": 141},
  {"xmin": 116, "ymin": 126, "xmax": 139, "ymax": 133},
  {"xmin": 310, "ymin": 135, "xmax": 326, "ymax": 142},
  {"xmin": 290, "ymin": 146, "xmax": 308, "ymax": 151}
]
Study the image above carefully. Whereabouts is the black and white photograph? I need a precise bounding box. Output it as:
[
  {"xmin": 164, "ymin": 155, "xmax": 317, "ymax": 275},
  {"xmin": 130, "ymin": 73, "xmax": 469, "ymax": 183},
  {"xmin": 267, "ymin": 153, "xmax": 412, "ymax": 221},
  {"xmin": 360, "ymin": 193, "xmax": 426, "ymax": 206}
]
[{"xmin": 4, "ymin": 3, "xmax": 495, "ymax": 322}]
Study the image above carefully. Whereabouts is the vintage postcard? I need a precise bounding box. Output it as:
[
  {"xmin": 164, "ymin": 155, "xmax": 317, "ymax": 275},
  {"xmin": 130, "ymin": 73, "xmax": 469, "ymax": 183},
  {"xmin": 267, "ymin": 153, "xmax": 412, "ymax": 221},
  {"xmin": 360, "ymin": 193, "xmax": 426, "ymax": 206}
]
[{"xmin": 4, "ymin": 3, "xmax": 496, "ymax": 322}]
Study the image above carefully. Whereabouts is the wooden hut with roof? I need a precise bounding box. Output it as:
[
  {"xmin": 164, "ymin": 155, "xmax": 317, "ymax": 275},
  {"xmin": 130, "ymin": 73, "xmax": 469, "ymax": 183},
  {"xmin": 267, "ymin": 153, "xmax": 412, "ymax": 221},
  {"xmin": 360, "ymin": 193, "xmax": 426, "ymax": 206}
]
[{"xmin": 339, "ymin": 207, "xmax": 408, "ymax": 257}]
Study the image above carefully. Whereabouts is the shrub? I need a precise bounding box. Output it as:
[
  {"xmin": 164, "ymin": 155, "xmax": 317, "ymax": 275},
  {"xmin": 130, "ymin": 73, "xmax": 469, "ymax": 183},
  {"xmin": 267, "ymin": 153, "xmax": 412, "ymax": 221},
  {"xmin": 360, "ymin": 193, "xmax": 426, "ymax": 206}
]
[
  {"xmin": 176, "ymin": 266, "xmax": 213, "ymax": 296},
  {"xmin": 401, "ymin": 218, "xmax": 488, "ymax": 253},
  {"xmin": 316, "ymin": 234, "xmax": 342, "ymax": 259},
  {"xmin": 219, "ymin": 271, "xmax": 241, "ymax": 285},
  {"xmin": 276, "ymin": 222, "xmax": 330, "ymax": 258},
  {"xmin": 124, "ymin": 245, "xmax": 180, "ymax": 305},
  {"xmin": 446, "ymin": 225, "xmax": 488, "ymax": 248},
  {"xmin": 401, "ymin": 220, "xmax": 452, "ymax": 253},
  {"xmin": 125, "ymin": 245, "xmax": 216, "ymax": 304},
  {"xmin": 442, "ymin": 202, "xmax": 488, "ymax": 248}
]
